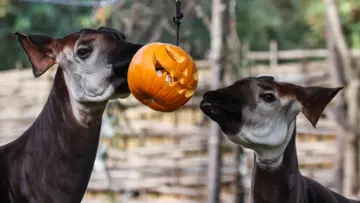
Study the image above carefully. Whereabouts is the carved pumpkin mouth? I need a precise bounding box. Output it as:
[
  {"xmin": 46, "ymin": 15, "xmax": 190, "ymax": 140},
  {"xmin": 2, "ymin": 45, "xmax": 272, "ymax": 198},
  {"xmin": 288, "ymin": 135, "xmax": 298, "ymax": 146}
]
[
  {"xmin": 152, "ymin": 45, "xmax": 197, "ymax": 98},
  {"xmin": 155, "ymin": 67, "xmax": 171, "ymax": 83}
]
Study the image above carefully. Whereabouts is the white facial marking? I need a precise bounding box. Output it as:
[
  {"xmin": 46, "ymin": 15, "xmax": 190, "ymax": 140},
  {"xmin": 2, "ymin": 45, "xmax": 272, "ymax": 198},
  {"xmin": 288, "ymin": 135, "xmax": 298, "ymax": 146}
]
[
  {"xmin": 225, "ymin": 92, "xmax": 302, "ymax": 170},
  {"xmin": 55, "ymin": 36, "xmax": 130, "ymax": 127}
]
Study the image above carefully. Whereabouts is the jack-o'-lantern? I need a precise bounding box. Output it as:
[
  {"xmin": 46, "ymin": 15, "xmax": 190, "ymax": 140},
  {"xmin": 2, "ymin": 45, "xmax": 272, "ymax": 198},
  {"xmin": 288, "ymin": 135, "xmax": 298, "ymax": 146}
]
[{"xmin": 128, "ymin": 42, "xmax": 198, "ymax": 112}]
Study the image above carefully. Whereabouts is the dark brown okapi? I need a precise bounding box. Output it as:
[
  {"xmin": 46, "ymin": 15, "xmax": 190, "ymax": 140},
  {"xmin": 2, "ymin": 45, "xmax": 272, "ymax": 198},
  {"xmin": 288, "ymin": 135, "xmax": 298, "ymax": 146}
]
[
  {"xmin": 200, "ymin": 76, "xmax": 360, "ymax": 203},
  {"xmin": 0, "ymin": 27, "xmax": 143, "ymax": 203}
]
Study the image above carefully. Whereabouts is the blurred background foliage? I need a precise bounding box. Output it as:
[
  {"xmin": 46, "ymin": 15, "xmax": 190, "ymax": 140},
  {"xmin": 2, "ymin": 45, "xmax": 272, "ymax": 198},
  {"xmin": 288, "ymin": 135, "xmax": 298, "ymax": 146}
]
[{"xmin": 1, "ymin": 0, "xmax": 360, "ymax": 71}]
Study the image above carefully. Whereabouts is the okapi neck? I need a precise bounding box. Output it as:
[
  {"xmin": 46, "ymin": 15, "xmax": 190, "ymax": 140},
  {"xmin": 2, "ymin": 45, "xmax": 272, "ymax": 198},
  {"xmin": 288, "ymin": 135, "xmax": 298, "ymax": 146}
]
[
  {"xmin": 251, "ymin": 127, "xmax": 303, "ymax": 203},
  {"xmin": 2, "ymin": 69, "xmax": 106, "ymax": 202},
  {"xmin": 30, "ymin": 69, "xmax": 103, "ymax": 154},
  {"xmin": 53, "ymin": 68, "xmax": 106, "ymax": 128},
  {"xmin": 255, "ymin": 155, "xmax": 283, "ymax": 171}
]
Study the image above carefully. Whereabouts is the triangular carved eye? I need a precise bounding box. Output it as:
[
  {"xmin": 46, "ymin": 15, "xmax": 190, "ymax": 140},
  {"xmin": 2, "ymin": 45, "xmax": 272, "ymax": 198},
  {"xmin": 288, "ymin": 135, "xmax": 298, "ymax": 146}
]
[
  {"xmin": 127, "ymin": 42, "xmax": 198, "ymax": 112},
  {"xmin": 164, "ymin": 44, "xmax": 186, "ymax": 64}
]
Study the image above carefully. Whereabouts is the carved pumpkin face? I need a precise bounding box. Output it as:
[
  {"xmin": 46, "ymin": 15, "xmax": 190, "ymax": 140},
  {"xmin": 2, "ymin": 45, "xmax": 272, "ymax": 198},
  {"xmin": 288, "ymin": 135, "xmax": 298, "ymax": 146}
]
[{"xmin": 128, "ymin": 42, "xmax": 198, "ymax": 112}]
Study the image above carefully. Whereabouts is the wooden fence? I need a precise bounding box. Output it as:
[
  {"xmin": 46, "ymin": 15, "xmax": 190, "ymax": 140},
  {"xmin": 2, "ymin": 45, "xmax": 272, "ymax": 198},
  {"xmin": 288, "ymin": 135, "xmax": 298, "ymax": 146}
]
[
  {"xmin": 243, "ymin": 41, "xmax": 360, "ymax": 61},
  {"xmin": 0, "ymin": 47, "xmax": 358, "ymax": 202},
  {"xmin": 82, "ymin": 58, "xmax": 342, "ymax": 202}
]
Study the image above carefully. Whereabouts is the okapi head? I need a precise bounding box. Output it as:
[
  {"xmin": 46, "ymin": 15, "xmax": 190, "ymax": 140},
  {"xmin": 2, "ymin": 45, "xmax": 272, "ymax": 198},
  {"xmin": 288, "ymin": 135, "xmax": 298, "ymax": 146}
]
[
  {"xmin": 15, "ymin": 27, "xmax": 143, "ymax": 103},
  {"xmin": 200, "ymin": 76, "xmax": 342, "ymax": 165},
  {"xmin": 15, "ymin": 27, "xmax": 143, "ymax": 126}
]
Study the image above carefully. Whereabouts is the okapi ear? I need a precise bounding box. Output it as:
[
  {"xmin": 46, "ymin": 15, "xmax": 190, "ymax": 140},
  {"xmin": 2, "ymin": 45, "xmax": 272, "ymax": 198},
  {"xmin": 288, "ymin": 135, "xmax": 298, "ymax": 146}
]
[
  {"xmin": 15, "ymin": 32, "xmax": 57, "ymax": 77},
  {"xmin": 295, "ymin": 86, "xmax": 343, "ymax": 128}
]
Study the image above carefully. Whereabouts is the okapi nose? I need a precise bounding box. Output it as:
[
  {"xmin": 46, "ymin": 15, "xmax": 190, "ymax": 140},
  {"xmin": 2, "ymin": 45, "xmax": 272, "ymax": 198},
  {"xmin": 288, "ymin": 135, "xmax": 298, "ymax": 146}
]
[
  {"xmin": 200, "ymin": 91, "xmax": 219, "ymax": 114},
  {"xmin": 112, "ymin": 61, "xmax": 131, "ymax": 77},
  {"xmin": 200, "ymin": 97, "xmax": 212, "ymax": 108},
  {"xmin": 112, "ymin": 43, "xmax": 144, "ymax": 77},
  {"xmin": 203, "ymin": 90, "xmax": 222, "ymax": 102},
  {"xmin": 128, "ymin": 43, "xmax": 144, "ymax": 54}
]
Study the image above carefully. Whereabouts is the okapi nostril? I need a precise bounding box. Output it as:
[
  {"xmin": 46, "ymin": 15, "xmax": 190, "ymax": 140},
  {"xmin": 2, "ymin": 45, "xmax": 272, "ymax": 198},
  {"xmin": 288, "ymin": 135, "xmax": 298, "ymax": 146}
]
[
  {"xmin": 208, "ymin": 106, "xmax": 219, "ymax": 114},
  {"xmin": 201, "ymin": 101, "xmax": 211, "ymax": 107}
]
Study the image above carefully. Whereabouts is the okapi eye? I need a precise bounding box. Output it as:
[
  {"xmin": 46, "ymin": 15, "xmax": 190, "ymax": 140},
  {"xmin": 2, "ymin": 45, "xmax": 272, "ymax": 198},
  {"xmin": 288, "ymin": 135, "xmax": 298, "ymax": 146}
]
[
  {"xmin": 260, "ymin": 93, "xmax": 276, "ymax": 103},
  {"xmin": 77, "ymin": 47, "xmax": 92, "ymax": 59}
]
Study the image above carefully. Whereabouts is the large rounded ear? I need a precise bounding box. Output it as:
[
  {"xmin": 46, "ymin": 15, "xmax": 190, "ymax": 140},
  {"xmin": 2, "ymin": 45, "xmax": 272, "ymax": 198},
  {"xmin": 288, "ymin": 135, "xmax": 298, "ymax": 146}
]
[
  {"xmin": 15, "ymin": 32, "xmax": 57, "ymax": 77},
  {"xmin": 295, "ymin": 86, "xmax": 343, "ymax": 127}
]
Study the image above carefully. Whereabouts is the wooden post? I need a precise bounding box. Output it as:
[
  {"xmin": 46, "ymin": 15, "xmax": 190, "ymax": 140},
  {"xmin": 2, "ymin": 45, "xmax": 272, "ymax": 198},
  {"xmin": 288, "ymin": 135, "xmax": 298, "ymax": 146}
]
[
  {"xmin": 173, "ymin": 110, "xmax": 181, "ymax": 185},
  {"xmin": 269, "ymin": 40, "xmax": 278, "ymax": 69},
  {"xmin": 233, "ymin": 145, "xmax": 245, "ymax": 203},
  {"xmin": 241, "ymin": 43, "xmax": 250, "ymax": 76},
  {"xmin": 207, "ymin": 0, "xmax": 230, "ymax": 202},
  {"xmin": 345, "ymin": 81, "xmax": 360, "ymax": 195}
]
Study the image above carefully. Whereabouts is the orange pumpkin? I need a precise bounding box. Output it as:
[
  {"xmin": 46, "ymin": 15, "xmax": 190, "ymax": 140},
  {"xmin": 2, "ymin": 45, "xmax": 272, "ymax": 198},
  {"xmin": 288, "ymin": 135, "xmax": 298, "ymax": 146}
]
[{"xmin": 128, "ymin": 42, "xmax": 198, "ymax": 112}]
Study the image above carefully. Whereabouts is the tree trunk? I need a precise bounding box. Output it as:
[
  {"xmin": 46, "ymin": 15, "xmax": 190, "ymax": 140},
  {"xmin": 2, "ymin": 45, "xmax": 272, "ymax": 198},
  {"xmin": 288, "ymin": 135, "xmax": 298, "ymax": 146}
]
[
  {"xmin": 325, "ymin": 0, "xmax": 354, "ymax": 80},
  {"xmin": 226, "ymin": 0, "xmax": 246, "ymax": 202},
  {"xmin": 326, "ymin": 15, "xmax": 346, "ymax": 194},
  {"xmin": 325, "ymin": 0, "xmax": 359, "ymax": 196},
  {"xmin": 207, "ymin": 0, "xmax": 230, "ymax": 203}
]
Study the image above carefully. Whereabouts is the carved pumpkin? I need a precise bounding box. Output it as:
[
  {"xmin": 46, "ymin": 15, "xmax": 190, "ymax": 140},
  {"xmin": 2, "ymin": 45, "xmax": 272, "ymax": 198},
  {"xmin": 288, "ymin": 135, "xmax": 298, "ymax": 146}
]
[{"xmin": 128, "ymin": 42, "xmax": 198, "ymax": 112}]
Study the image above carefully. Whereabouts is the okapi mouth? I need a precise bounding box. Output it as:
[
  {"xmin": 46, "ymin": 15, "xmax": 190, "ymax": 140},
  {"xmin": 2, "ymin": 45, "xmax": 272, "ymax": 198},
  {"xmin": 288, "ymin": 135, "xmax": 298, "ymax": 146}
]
[
  {"xmin": 200, "ymin": 99, "xmax": 242, "ymax": 135},
  {"xmin": 111, "ymin": 61, "xmax": 132, "ymax": 95},
  {"xmin": 111, "ymin": 43, "xmax": 144, "ymax": 95},
  {"xmin": 112, "ymin": 57, "xmax": 133, "ymax": 78}
]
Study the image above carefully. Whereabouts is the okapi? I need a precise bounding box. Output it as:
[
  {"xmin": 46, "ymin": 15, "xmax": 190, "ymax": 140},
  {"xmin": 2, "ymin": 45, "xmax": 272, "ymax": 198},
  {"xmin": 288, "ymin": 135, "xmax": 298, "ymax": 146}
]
[
  {"xmin": 0, "ymin": 27, "xmax": 143, "ymax": 203},
  {"xmin": 200, "ymin": 76, "xmax": 360, "ymax": 203}
]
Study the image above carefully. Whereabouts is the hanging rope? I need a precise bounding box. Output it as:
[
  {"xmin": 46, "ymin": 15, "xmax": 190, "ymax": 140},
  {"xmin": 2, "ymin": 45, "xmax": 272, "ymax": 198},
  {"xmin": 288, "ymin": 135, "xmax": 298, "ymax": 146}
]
[{"xmin": 173, "ymin": 0, "xmax": 183, "ymax": 46}]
